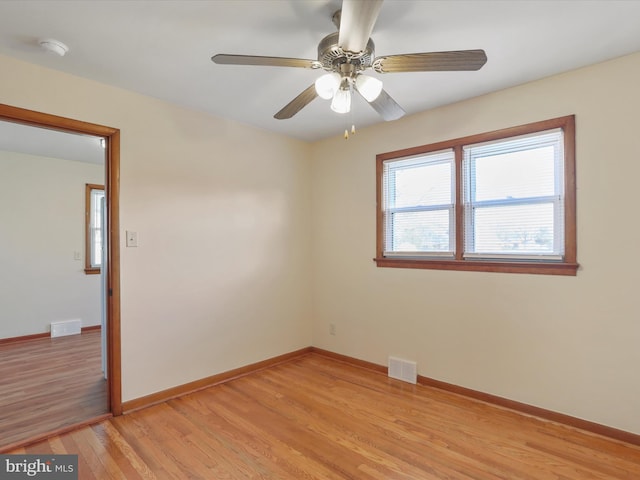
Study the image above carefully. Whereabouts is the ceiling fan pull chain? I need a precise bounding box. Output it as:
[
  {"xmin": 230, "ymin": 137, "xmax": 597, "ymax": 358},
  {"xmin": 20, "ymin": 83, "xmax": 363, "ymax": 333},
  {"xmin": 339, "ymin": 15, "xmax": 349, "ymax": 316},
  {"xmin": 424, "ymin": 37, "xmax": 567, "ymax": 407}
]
[
  {"xmin": 343, "ymin": 108, "xmax": 350, "ymax": 140},
  {"xmin": 350, "ymin": 100, "xmax": 356, "ymax": 136},
  {"xmin": 343, "ymin": 123, "xmax": 355, "ymax": 140}
]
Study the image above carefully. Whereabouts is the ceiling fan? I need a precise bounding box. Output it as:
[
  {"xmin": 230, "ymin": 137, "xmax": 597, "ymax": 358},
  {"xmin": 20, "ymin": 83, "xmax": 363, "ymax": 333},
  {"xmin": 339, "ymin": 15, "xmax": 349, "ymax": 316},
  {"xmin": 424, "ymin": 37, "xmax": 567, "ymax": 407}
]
[{"xmin": 212, "ymin": 0, "xmax": 486, "ymax": 129}]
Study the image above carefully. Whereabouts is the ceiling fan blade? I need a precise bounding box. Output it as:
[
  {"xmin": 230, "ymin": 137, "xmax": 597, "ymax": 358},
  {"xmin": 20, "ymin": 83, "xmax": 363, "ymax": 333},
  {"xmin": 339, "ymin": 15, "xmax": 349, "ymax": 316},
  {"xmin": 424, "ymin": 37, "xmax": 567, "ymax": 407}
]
[
  {"xmin": 212, "ymin": 54, "xmax": 322, "ymax": 69},
  {"xmin": 274, "ymin": 84, "xmax": 318, "ymax": 120},
  {"xmin": 363, "ymin": 88, "xmax": 405, "ymax": 121},
  {"xmin": 338, "ymin": 0, "xmax": 384, "ymax": 54},
  {"xmin": 373, "ymin": 49, "xmax": 487, "ymax": 73}
]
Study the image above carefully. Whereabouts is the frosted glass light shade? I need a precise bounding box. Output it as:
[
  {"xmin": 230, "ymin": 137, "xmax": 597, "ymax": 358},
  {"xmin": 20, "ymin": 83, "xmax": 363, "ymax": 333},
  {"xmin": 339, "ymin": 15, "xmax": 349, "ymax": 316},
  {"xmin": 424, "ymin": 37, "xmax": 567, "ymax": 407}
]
[
  {"xmin": 315, "ymin": 72, "xmax": 341, "ymax": 99},
  {"xmin": 331, "ymin": 88, "xmax": 351, "ymax": 114},
  {"xmin": 355, "ymin": 74, "xmax": 383, "ymax": 102}
]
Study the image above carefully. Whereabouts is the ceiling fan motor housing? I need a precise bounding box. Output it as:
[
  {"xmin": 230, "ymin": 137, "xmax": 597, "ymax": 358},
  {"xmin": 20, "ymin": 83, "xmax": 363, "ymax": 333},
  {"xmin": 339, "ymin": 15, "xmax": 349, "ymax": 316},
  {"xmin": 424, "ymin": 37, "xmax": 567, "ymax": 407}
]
[{"xmin": 317, "ymin": 32, "xmax": 375, "ymax": 73}]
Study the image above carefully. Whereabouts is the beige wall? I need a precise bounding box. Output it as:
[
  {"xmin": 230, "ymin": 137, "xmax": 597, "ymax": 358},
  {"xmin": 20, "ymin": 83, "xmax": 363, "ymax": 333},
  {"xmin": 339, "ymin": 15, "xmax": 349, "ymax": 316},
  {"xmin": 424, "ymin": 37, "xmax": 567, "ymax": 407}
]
[
  {"xmin": 0, "ymin": 54, "xmax": 313, "ymax": 401},
  {"xmin": 0, "ymin": 151, "xmax": 103, "ymax": 338},
  {"xmin": 310, "ymin": 51, "xmax": 640, "ymax": 434}
]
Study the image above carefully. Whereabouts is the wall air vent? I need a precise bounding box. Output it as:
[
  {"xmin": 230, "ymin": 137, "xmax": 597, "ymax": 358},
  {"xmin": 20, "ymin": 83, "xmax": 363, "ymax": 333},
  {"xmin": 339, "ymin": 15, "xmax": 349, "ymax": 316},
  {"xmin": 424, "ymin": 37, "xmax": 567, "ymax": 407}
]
[
  {"xmin": 388, "ymin": 356, "xmax": 417, "ymax": 384},
  {"xmin": 51, "ymin": 319, "xmax": 81, "ymax": 338}
]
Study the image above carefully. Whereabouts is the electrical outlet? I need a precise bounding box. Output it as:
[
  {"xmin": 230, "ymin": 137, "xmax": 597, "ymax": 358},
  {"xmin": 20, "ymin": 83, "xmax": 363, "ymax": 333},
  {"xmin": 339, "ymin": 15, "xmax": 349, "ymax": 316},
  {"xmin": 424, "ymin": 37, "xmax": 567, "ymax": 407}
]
[{"xmin": 329, "ymin": 323, "xmax": 336, "ymax": 335}]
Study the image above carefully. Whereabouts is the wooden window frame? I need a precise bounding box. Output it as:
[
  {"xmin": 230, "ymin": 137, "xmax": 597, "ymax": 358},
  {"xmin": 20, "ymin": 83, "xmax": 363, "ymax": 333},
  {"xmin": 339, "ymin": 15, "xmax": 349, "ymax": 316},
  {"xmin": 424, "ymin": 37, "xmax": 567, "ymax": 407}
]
[
  {"xmin": 375, "ymin": 115, "xmax": 578, "ymax": 276},
  {"xmin": 85, "ymin": 183, "xmax": 104, "ymax": 274}
]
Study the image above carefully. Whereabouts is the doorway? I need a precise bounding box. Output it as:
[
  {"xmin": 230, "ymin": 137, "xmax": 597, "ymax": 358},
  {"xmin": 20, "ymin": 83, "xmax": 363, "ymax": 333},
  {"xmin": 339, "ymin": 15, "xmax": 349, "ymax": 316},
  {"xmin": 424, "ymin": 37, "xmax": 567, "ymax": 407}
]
[{"xmin": 0, "ymin": 103, "xmax": 121, "ymax": 449}]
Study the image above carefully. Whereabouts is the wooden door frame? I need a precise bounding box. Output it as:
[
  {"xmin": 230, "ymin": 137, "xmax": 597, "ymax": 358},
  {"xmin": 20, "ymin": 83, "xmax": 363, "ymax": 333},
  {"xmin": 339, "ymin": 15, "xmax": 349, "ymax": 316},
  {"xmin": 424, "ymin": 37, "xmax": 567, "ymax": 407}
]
[{"xmin": 0, "ymin": 103, "xmax": 122, "ymax": 416}]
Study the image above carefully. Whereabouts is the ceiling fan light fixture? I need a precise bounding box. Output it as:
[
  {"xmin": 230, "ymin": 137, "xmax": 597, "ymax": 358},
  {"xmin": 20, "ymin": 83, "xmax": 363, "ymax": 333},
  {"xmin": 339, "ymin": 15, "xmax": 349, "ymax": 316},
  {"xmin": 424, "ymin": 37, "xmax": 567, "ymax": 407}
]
[
  {"xmin": 315, "ymin": 72, "xmax": 341, "ymax": 99},
  {"xmin": 355, "ymin": 74, "xmax": 383, "ymax": 102},
  {"xmin": 331, "ymin": 86, "xmax": 351, "ymax": 114},
  {"xmin": 212, "ymin": 1, "xmax": 485, "ymax": 129}
]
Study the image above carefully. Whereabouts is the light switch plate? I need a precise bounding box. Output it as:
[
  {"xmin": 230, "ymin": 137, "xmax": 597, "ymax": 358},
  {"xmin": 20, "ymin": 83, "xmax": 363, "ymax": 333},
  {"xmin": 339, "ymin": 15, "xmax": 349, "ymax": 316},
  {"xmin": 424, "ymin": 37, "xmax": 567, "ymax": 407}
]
[{"xmin": 126, "ymin": 230, "xmax": 138, "ymax": 247}]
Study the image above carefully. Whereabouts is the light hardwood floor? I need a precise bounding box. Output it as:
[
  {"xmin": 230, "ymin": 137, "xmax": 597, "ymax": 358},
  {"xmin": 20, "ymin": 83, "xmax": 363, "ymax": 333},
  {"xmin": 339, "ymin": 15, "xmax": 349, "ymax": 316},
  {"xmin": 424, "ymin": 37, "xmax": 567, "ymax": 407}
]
[
  {"xmin": 0, "ymin": 331, "xmax": 109, "ymax": 449},
  {"xmin": 7, "ymin": 353, "xmax": 640, "ymax": 479}
]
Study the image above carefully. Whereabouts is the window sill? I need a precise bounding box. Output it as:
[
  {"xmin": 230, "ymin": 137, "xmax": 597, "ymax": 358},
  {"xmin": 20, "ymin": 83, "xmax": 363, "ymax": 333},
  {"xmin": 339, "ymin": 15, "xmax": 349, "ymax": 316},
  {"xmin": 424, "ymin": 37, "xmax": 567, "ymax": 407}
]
[
  {"xmin": 373, "ymin": 257, "xmax": 578, "ymax": 276},
  {"xmin": 84, "ymin": 267, "xmax": 101, "ymax": 275}
]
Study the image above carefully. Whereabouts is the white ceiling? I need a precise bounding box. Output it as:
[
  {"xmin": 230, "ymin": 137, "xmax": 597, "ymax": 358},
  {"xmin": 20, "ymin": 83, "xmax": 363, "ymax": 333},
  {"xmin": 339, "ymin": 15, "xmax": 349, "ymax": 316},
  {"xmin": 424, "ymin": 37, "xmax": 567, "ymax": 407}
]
[
  {"xmin": 0, "ymin": 121, "xmax": 105, "ymax": 164},
  {"xmin": 1, "ymin": 1, "xmax": 640, "ymax": 143}
]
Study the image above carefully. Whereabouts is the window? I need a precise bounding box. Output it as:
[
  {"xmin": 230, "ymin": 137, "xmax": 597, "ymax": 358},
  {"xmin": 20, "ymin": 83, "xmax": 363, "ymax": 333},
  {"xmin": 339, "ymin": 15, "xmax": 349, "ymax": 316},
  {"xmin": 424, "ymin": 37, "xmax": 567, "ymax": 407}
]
[
  {"xmin": 85, "ymin": 184, "xmax": 105, "ymax": 274},
  {"xmin": 382, "ymin": 149, "xmax": 456, "ymax": 256},
  {"xmin": 375, "ymin": 116, "xmax": 577, "ymax": 275}
]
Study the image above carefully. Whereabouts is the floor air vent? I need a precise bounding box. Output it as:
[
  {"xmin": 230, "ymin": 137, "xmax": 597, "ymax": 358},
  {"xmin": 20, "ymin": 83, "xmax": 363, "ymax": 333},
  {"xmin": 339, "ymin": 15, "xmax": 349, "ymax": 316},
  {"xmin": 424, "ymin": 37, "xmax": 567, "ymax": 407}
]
[
  {"xmin": 388, "ymin": 356, "xmax": 417, "ymax": 384},
  {"xmin": 51, "ymin": 319, "xmax": 82, "ymax": 338}
]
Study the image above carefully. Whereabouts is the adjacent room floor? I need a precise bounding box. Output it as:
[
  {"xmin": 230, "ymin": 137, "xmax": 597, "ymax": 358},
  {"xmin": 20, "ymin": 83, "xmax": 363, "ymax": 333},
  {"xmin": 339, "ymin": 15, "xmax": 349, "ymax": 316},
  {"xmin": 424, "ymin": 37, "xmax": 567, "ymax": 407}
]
[
  {"xmin": 0, "ymin": 330, "xmax": 108, "ymax": 449},
  {"xmin": 7, "ymin": 353, "xmax": 640, "ymax": 479}
]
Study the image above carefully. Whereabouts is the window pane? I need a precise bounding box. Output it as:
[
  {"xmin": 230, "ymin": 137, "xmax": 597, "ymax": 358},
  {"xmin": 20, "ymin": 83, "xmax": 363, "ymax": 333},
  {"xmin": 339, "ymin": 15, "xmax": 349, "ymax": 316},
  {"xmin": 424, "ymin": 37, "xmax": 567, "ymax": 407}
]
[
  {"xmin": 463, "ymin": 129, "xmax": 564, "ymax": 260},
  {"xmin": 92, "ymin": 201, "xmax": 102, "ymax": 228},
  {"xmin": 88, "ymin": 188, "xmax": 105, "ymax": 269},
  {"xmin": 389, "ymin": 210, "xmax": 452, "ymax": 253},
  {"xmin": 393, "ymin": 161, "xmax": 452, "ymax": 208},
  {"xmin": 470, "ymin": 203, "xmax": 557, "ymax": 255},
  {"xmin": 382, "ymin": 150, "xmax": 455, "ymax": 255},
  {"xmin": 473, "ymin": 146, "xmax": 556, "ymax": 201},
  {"xmin": 92, "ymin": 229, "xmax": 102, "ymax": 267}
]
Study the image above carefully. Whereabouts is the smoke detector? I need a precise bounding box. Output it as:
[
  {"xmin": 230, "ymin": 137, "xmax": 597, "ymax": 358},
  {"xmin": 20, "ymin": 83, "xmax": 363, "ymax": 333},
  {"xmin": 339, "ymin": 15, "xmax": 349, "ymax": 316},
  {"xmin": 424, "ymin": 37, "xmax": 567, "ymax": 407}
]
[{"xmin": 39, "ymin": 38, "xmax": 69, "ymax": 57}]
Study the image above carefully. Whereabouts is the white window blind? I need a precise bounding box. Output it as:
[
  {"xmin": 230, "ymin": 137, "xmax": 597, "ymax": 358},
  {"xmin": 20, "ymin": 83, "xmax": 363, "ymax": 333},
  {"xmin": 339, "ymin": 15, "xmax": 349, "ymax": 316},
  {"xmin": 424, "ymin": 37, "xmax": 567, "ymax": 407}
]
[
  {"xmin": 462, "ymin": 129, "xmax": 564, "ymax": 260},
  {"xmin": 382, "ymin": 149, "xmax": 455, "ymax": 256}
]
